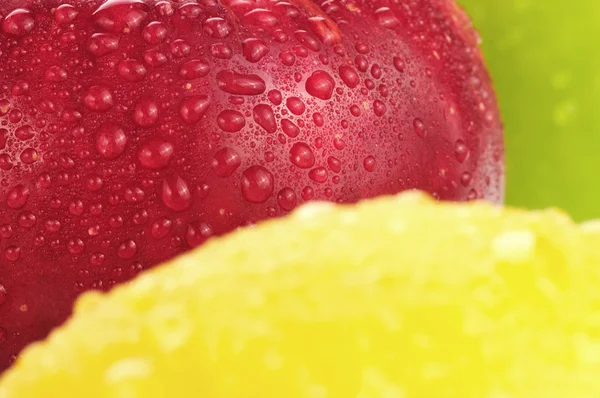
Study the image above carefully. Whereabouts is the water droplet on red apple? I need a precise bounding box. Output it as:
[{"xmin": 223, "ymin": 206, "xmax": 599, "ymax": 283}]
[
  {"xmin": 241, "ymin": 166, "xmax": 274, "ymax": 203},
  {"xmin": 54, "ymin": 4, "xmax": 79, "ymax": 24},
  {"xmin": 290, "ymin": 142, "xmax": 315, "ymax": 169},
  {"xmin": 217, "ymin": 110, "xmax": 245, "ymax": 133},
  {"xmin": 309, "ymin": 167, "xmax": 328, "ymax": 183},
  {"xmin": 279, "ymin": 51, "xmax": 295, "ymax": 66},
  {"xmin": 6, "ymin": 185, "xmax": 29, "ymax": 209},
  {"xmin": 186, "ymin": 221, "xmax": 214, "ymax": 248},
  {"xmin": 413, "ymin": 118, "xmax": 426, "ymax": 138},
  {"xmin": 305, "ymin": 70, "xmax": 335, "ymax": 100},
  {"xmin": 69, "ymin": 200, "xmax": 84, "ymax": 216},
  {"xmin": 161, "ymin": 175, "xmax": 192, "ymax": 211},
  {"xmin": 20, "ymin": 148, "xmax": 38, "ymax": 164},
  {"xmin": 242, "ymin": 9, "xmax": 279, "ymax": 27},
  {"xmin": 67, "ymin": 238, "xmax": 85, "ymax": 255},
  {"xmin": 87, "ymin": 33, "xmax": 120, "ymax": 57},
  {"xmin": 179, "ymin": 95, "xmax": 210, "ymax": 124},
  {"xmin": 277, "ymin": 187, "xmax": 297, "ymax": 211},
  {"xmin": 83, "ymin": 86, "xmax": 114, "ymax": 112},
  {"xmin": 18, "ymin": 212, "xmax": 36, "ymax": 228},
  {"xmin": 363, "ymin": 155, "xmax": 376, "ymax": 172},
  {"xmin": 461, "ymin": 171, "xmax": 472, "ymax": 187},
  {"xmin": 117, "ymin": 239, "xmax": 137, "ymax": 259},
  {"xmin": 216, "ymin": 70, "xmax": 266, "ymax": 96},
  {"xmin": 138, "ymin": 139, "xmax": 174, "ymax": 169},
  {"xmin": 454, "ymin": 140, "xmax": 470, "ymax": 163},
  {"xmin": 142, "ymin": 21, "xmax": 167, "ymax": 44},
  {"xmin": 151, "ymin": 217, "xmax": 172, "ymax": 239},
  {"xmin": 281, "ymin": 119, "xmax": 300, "ymax": 138},
  {"xmin": 2, "ymin": 9, "xmax": 34, "ymax": 37},
  {"xmin": 134, "ymin": 98, "xmax": 159, "ymax": 127},
  {"xmin": 90, "ymin": 253, "xmax": 105, "ymax": 266},
  {"xmin": 179, "ymin": 59, "xmax": 210, "ymax": 79},
  {"xmin": 374, "ymin": 7, "xmax": 400, "ymax": 28},
  {"xmin": 373, "ymin": 100, "xmax": 386, "ymax": 116},
  {"xmin": 5, "ymin": 246, "xmax": 21, "ymax": 262},
  {"xmin": 143, "ymin": 48, "xmax": 168, "ymax": 67},
  {"xmin": 212, "ymin": 147, "xmax": 241, "ymax": 177},
  {"xmin": 268, "ymin": 89, "xmax": 282, "ymax": 105},
  {"xmin": 203, "ymin": 17, "xmax": 231, "ymax": 38},
  {"xmin": 327, "ymin": 156, "xmax": 342, "ymax": 173},
  {"xmin": 118, "ymin": 59, "xmax": 147, "ymax": 82},
  {"xmin": 93, "ymin": 0, "xmax": 148, "ymax": 33},
  {"xmin": 301, "ymin": 186, "xmax": 314, "ymax": 201},
  {"xmin": 95, "ymin": 124, "xmax": 127, "ymax": 159},
  {"xmin": 44, "ymin": 66, "xmax": 68, "ymax": 82},
  {"xmin": 242, "ymin": 38, "xmax": 270, "ymax": 63},
  {"xmin": 286, "ymin": 97, "xmax": 305, "ymax": 115},
  {"xmin": 339, "ymin": 65, "xmax": 359, "ymax": 88},
  {"xmin": 170, "ymin": 39, "xmax": 191, "ymax": 57},
  {"xmin": 253, "ymin": 104, "xmax": 277, "ymax": 133}
]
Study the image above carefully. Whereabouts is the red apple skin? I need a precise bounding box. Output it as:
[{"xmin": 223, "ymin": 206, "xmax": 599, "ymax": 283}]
[{"xmin": 0, "ymin": 0, "xmax": 503, "ymax": 370}]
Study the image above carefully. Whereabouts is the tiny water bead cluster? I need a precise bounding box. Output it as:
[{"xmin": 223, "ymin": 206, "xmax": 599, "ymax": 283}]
[{"xmin": 0, "ymin": 0, "xmax": 503, "ymax": 370}]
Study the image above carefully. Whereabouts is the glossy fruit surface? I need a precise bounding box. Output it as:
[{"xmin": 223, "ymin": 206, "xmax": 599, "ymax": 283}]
[
  {"xmin": 459, "ymin": 0, "xmax": 600, "ymax": 220},
  {"xmin": 0, "ymin": 0, "xmax": 503, "ymax": 369},
  {"xmin": 2, "ymin": 192, "xmax": 599, "ymax": 397}
]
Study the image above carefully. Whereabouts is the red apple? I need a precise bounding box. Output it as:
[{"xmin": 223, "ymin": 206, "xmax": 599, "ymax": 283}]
[{"xmin": 0, "ymin": 0, "xmax": 504, "ymax": 370}]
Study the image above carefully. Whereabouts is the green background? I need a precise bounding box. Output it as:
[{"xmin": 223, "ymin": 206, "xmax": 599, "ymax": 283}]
[{"xmin": 458, "ymin": 0, "xmax": 600, "ymax": 221}]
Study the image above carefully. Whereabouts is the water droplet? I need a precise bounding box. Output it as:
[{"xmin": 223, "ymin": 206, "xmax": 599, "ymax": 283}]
[
  {"xmin": 134, "ymin": 98, "xmax": 159, "ymax": 127},
  {"xmin": 138, "ymin": 139, "xmax": 174, "ymax": 169},
  {"xmin": 454, "ymin": 140, "xmax": 470, "ymax": 163},
  {"xmin": 0, "ymin": 225, "xmax": 14, "ymax": 238},
  {"xmin": 313, "ymin": 112, "xmax": 324, "ymax": 127},
  {"xmin": 93, "ymin": 0, "xmax": 148, "ymax": 33},
  {"xmin": 363, "ymin": 156, "xmax": 376, "ymax": 172},
  {"xmin": 69, "ymin": 200, "xmax": 84, "ymax": 215},
  {"xmin": 7, "ymin": 185, "xmax": 29, "ymax": 209},
  {"xmin": 117, "ymin": 239, "xmax": 137, "ymax": 259},
  {"xmin": 11, "ymin": 80, "xmax": 29, "ymax": 96},
  {"xmin": 277, "ymin": 187, "xmax": 297, "ymax": 211},
  {"xmin": 143, "ymin": 48, "xmax": 168, "ymax": 67},
  {"xmin": 242, "ymin": 38, "xmax": 270, "ymax": 63},
  {"xmin": 54, "ymin": 4, "xmax": 79, "ymax": 24},
  {"xmin": 210, "ymin": 43, "xmax": 232, "ymax": 59},
  {"xmin": 216, "ymin": 70, "xmax": 265, "ymax": 96},
  {"xmin": 241, "ymin": 166, "xmax": 274, "ymax": 203},
  {"xmin": 307, "ymin": 16, "xmax": 340, "ymax": 45},
  {"xmin": 290, "ymin": 142, "xmax": 315, "ymax": 169},
  {"xmin": 294, "ymin": 30, "xmax": 321, "ymax": 52},
  {"xmin": 279, "ymin": 51, "xmax": 296, "ymax": 66},
  {"xmin": 5, "ymin": 246, "xmax": 20, "ymax": 262},
  {"xmin": 212, "ymin": 147, "xmax": 241, "ymax": 177},
  {"xmin": 301, "ymin": 186, "xmax": 314, "ymax": 201},
  {"xmin": 84, "ymin": 86, "xmax": 114, "ymax": 112},
  {"xmin": 0, "ymin": 285, "xmax": 7, "ymax": 305},
  {"xmin": 186, "ymin": 221, "xmax": 214, "ymax": 248},
  {"xmin": 118, "ymin": 58, "xmax": 147, "ymax": 82},
  {"xmin": 243, "ymin": 9, "xmax": 279, "ymax": 27},
  {"xmin": 9, "ymin": 109, "xmax": 22, "ymax": 123},
  {"xmin": 217, "ymin": 110, "xmax": 245, "ymax": 132},
  {"xmin": 371, "ymin": 64, "xmax": 382, "ymax": 79},
  {"xmin": 45, "ymin": 219, "xmax": 61, "ymax": 232},
  {"xmin": 179, "ymin": 59, "xmax": 210, "ymax": 79},
  {"xmin": 467, "ymin": 189, "xmax": 478, "ymax": 201},
  {"xmin": 281, "ymin": 119, "xmax": 300, "ymax": 138},
  {"xmin": 305, "ymin": 70, "xmax": 335, "ymax": 100},
  {"xmin": 18, "ymin": 212, "xmax": 36, "ymax": 228},
  {"xmin": 253, "ymin": 104, "xmax": 277, "ymax": 133},
  {"xmin": 20, "ymin": 148, "xmax": 38, "ymax": 164},
  {"xmin": 338, "ymin": 65, "xmax": 359, "ymax": 89},
  {"xmin": 86, "ymin": 175, "xmax": 104, "ymax": 192},
  {"xmin": 15, "ymin": 125, "xmax": 34, "ymax": 141},
  {"xmin": 2, "ymin": 9, "xmax": 34, "ymax": 36},
  {"xmin": 309, "ymin": 167, "xmax": 328, "ymax": 183},
  {"xmin": 327, "ymin": 156, "xmax": 341, "ymax": 173},
  {"xmin": 203, "ymin": 17, "xmax": 231, "ymax": 38},
  {"xmin": 67, "ymin": 238, "xmax": 85, "ymax": 255},
  {"xmin": 286, "ymin": 97, "xmax": 305, "ymax": 115},
  {"xmin": 87, "ymin": 33, "xmax": 120, "ymax": 57},
  {"xmin": 374, "ymin": 7, "xmax": 400, "ymax": 28},
  {"xmin": 170, "ymin": 39, "xmax": 191, "ymax": 57},
  {"xmin": 161, "ymin": 175, "xmax": 192, "ymax": 211},
  {"xmin": 460, "ymin": 171, "xmax": 472, "ymax": 187},
  {"xmin": 355, "ymin": 55, "xmax": 368, "ymax": 72},
  {"xmin": 45, "ymin": 66, "xmax": 68, "ymax": 82},
  {"xmin": 179, "ymin": 95, "xmax": 210, "ymax": 124},
  {"xmin": 95, "ymin": 124, "xmax": 127, "ymax": 159},
  {"xmin": 268, "ymin": 89, "xmax": 282, "ymax": 105},
  {"xmin": 393, "ymin": 57, "xmax": 405, "ymax": 73},
  {"xmin": 142, "ymin": 21, "xmax": 167, "ymax": 44},
  {"xmin": 124, "ymin": 187, "xmax": 145, "ymax": 203},
  {"xmin": 413, "ymin": 118, "xmax": 426, "ymax": 138},
  {"xmin": 350, "ymin": 104, "xmax": 361, "ymax": 117},
  {"xmin": 90, "ymin": 253, "xmax": 105, "ymax": 266},
  {"xmin": 373, "ymin": 100, "xmax": 386, "ymax": 116},
  {"xmin": 151, "ymin": 217, "xmax": 172, "ymax": 239}
]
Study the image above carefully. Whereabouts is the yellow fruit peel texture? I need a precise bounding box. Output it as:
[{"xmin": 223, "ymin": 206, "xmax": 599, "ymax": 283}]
[{"xmin": 2, "ymin": 191, "xmax": 600, "ymax": 397}]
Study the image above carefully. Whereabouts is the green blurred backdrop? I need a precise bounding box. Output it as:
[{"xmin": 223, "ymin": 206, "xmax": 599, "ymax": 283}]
[{"xmin": 458, "ymin": 0, "xmax": 600, "ymax": 221}]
